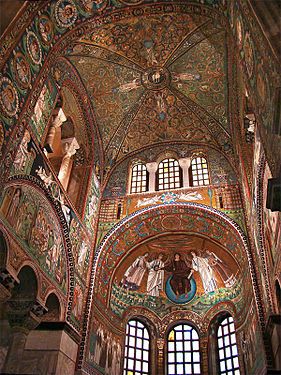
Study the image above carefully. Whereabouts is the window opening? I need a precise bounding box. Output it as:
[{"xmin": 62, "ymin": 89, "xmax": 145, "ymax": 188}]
[
  {"xmin": 157, "ymin": 158, "xmax": 181, "ymax": 191},
  {"xmin": 217, "ymin": 316, "xmax": 240, "ymax": 375},
  {"xmin": 117, "ymin": 202, "xmax": 122, "ymax": 219},
  {"xmin": 131, "ymin": 164, "xmax": 148, "ymax": 193},
  {"xmin": 123, "ymin": 319, "xmax": 150, "ymax": 375},
  {"xmin": 167, "ymin": 323, "xmax": 201, "ymax": 375},
  {"xmin": 191, "ymin": 157, "xmax": 210, "ymax": 186}
]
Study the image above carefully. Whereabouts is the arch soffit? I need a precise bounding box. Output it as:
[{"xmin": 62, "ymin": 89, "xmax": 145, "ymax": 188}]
[{"xmin": 93, "ymin": 203, "xmax": 248, "ymax": 305}]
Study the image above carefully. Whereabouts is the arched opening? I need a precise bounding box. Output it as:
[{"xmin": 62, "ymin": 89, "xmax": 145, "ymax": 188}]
[
  {"xmin": 275, "ymin": 280, "xmax": 281, "ymax": 314},
  {"xmin": 166, "ymin": 322, "xmax": 201, "ymax": 375},
  {"xmin": 123, "ymin": 319, "xmax": 150, "ymax": 375},
  {"xmin": 43, "ymin": 293, "xmax": 61, "ymax": 321}
]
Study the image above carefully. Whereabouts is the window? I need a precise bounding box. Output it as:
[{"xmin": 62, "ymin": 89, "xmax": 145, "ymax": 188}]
[
  {"xmin": 157, "ymin": 158, "xmax": 182, "ymax": 191},
  {"xmin": 130, "ymin": 163, "xmax": 148, "ymax": 193},
  {"xmin": 190, "ymin": 157, "xmax": 210, "ymax": 186},
  {"xmin": 167, "ymin": 323, "xmax": 201, "ymax": 375},
  {"xmin": 217, "ymin": 316, "xmax": 240, "ymax": 375},
  {"xmin": 123, "ymin": 319, "xmax": 150, "ymax": 375}
]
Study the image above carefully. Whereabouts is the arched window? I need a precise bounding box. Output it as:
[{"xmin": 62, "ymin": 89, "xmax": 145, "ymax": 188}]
[
  {"xmin": 190, "ymin": 156, "xmax": 210, "ymax": 186},
  {"xmin": 217, "ymin": 316, "xmax": 240, "ymax": 374},
  {"xmin": 167, "ymin": 323, "xmax": 201, "ymax": 375},
  {"xmin": 130, "ymin": 163, "xmax": 148, "ymax": 193},
  {"xmin": 157, "ymin": 158, "xmax": 182, "ymax": 191},
  {"xmin": 123, "ymin": 319, "xmax": 150, "ymax": 375}
]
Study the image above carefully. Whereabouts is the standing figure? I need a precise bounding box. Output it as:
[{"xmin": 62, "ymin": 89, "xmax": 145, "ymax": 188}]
[
  {"xmin": 146, "ymin": 253, "xmax": 165, "ymax": 297},
  {"xmin": 162, "ymin": 253, "xmax": 193, "ymax": 299},
  {"xmin": 191, "ymin": 251, "xmax": 217, "ymax": 293},
  {"xmin": 206, "ymin": 250, "xmax": 236, "ymax": 287},
  {"xmin": 121, "ymin": 253, "xmax": 149, "ymax": 290}
]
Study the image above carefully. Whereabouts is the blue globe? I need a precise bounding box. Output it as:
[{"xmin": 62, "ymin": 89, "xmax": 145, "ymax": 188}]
[{"xmin": 165, "ymin": 276, "xmax": 197, "ymax": 304}]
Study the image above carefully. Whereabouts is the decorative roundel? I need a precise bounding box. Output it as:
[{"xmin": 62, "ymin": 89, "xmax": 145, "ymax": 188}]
[
  {"xmin": 165, "ymin": 276, "xmax": 197, "ymax": 304},
  {"xmin": 244, "ymin": 32, "xmax": 254, "ymax": 78},
  {"xmin": 0, "ymin": 77, "xmax": 19, "ymax": 117},
  {"xmin": 141, "ymin": 66, "xmax": 171, "ymax": 90},
  {"xmin": 38, "ymin": 14, "xmax": 54, "ymax": 45},
  {"xmin": 11, "ymin": 52, "xmax": 31, "ymax": 88},
  {"xmin": 55, "ymin": 0, "xmax": 78, "ymax": 28},
  {"xmin": 26, "ymin": 31, "xmax": 42, "ymax": 65},
  {"xmin": 79, "ymin": 0, "xmax": 108, "ymax": 13}
]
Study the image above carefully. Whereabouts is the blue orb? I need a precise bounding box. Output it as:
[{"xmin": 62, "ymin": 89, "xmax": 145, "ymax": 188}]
[{"xmin": 165, "ymin": 276, "xmax": 197, "ymax": 304}]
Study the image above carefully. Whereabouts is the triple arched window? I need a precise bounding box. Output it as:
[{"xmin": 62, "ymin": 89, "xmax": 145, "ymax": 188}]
[
  {"xmin": 123, "ymin": 316, "xmax": 241, "ymax": 374},
  {"xmin": 130, "ymin": 156, "xmax": 210, "ymax": 194}
]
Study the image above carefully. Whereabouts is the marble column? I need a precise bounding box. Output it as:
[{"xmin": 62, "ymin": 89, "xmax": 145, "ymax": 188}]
[
  {"xmin": 58, "ymin": 137, "xmax": 79, "ymax": 190},
  {"xmin": 146, "ymin": 162, "xmax": 158, "ymax": 192},
  {"xmin": 179, "ymin": 157, "xmax": 191, "ymax": 188},
  {"xmin": 44, "ymin": 108, "xmax": 67, "ymax": 153},
  {"xmin": 3, "ymin": 299, "xmax": 43, "ymax": 374}
]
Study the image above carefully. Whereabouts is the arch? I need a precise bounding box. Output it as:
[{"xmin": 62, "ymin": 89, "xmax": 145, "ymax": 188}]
[
  {"xmin": 275, "ymin": 279, "xmax": 281, "ymax": 314},
  {"xmin": 0, "ymin": 177, "xmax": 72, "ymax": 315},
  {"xmin": 0, "ymin": 229, "xmax": 9, "ymax": 268},
  {"xmin": 166, "ymin": 321, "xmax": 201, "ymax": 375},
  {"xmin": 189, "ymin": 155, "xmax": 210, "ymax": 187},
  {"xmin": 129, "ymin": 162, "xmax": 149, "ymax": 194},
  {"xmin": 13, "ymin": 265, "xmax": 38, "ymax": 301},
  {"xmin": 123, "ymin": 318, "xmax": 151, "ymax": 375},
  {"xmin": 93, "ymin": 203, "xmax": 249, "ymax": 305},
  {"xmin": 156, "ymin": 158, "xmax": 182, "ymax": 191},
  {"xmin": 43, "ymin": 292, "xmax": 62, "ymax": 321}
]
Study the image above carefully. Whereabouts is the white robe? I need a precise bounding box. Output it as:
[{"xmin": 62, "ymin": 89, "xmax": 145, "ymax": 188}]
[
  {"xmin": 124, "ymin": 255, "xmax": 147, "ymax": 287},
  {"xmin": 147, "ymin": 259, "xmax": 164, "ymax": 297},
  {"xmin": 192, "ymin": 255, "xmax": 217, "ymax": 293}
]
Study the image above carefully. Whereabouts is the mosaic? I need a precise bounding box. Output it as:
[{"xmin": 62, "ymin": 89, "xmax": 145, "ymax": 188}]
[
  {"xmin": 111, "ymin": 233, "xmax": 241, "ymax": 318},
  {"xmin": 0, "ymin": 184, "xmax": 68, "ymax": 293}
]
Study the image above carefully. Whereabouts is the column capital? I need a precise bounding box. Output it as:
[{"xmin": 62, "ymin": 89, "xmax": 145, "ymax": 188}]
[
  {"xmin": 178, "ymin": 157, "xmax": 191, "ymax": 168},
  {"xmin": 61, "ymin": 137, "xmax": 80, "ymax": 157},
  {"xmin": 53, "ymin": 107, "xmax": 67, "ymax": 128},
  {"xmin": 146, "ymin": 161, "xmax": 158, "ymax": 173}
]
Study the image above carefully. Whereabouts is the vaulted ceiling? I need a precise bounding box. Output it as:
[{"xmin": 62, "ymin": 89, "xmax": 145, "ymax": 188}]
[{"xmin": 64, "ymin": 11, "xmax": 231, "ymax": 167}]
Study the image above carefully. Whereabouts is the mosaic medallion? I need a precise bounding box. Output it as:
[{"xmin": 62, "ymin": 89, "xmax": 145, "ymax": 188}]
[
  {"xmin": 165, "ymin": 275, "xmax": 197, "ymax": 304},
  {"xmin": 141, "ymin": 66, "xmax": 170, "ymax": 90},
  {"xmin": 55, "ymin": 0, "xmax": 78, "ymax": 28},
  {"xmin": 38, "ymin": 14, "xmax": 54, "ymax": 45},
  {"xmin": 12, "ymin": 52, "xmax": 31, "ymax": 89},
  {"xmin": 0, "ymin": 77, "xmax": 19, "ymax": 117},
  {"xmin": 79, "ymin": 0, "xmax": 108, "ymax": 13},
  {"xmin": 26, "ymin": 31, "xmax": 42, "ymax": 65}
]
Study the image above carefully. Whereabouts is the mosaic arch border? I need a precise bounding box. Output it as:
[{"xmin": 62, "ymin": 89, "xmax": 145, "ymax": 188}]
[
  {"xmin": 0, "ymin": 1, "xmax": 227, "ymax": 166},
  {"xmin": 77, "ymin": 203, "xmax": 261, "ymax": 368},
  {"xmin": 4, "ymin": 175, "xmax": 76, "ymax": 325},
  {"xmin": 94, "ymin": 202, "xmax": 249, "ymax": 300}
]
